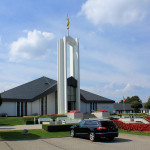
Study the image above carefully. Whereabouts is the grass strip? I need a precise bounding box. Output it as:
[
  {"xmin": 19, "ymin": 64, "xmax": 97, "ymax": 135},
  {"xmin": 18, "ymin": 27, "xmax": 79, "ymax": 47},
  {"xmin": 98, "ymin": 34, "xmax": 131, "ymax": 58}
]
[
  {"xmin": 0, "ymin": 129, "xmax": 70, "ymax": 140},
  {"xmin": 0, "ymin": 117, "xmax": 25, "ymax": 125},
  {"xmin": 119, "ymin": 129, "xmax": 150, "ymax": 136}
]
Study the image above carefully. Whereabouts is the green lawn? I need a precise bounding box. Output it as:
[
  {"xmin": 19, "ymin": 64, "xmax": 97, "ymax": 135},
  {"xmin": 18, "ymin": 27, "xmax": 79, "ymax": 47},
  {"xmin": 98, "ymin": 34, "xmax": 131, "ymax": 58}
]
[
  {"xmin": 1, "ymin": 129, "xmax": 150, "ymax": 141},
  {"xmin": 0, "ymin": 129, "xmax": 70, "ymax": 140},
  {"xmin": 119, "ymin": 129, "xmax": 150, "ymax": 136},
  {"xmin": 0, "ymin": 117, "xmax": 25, "ymax": 125}
]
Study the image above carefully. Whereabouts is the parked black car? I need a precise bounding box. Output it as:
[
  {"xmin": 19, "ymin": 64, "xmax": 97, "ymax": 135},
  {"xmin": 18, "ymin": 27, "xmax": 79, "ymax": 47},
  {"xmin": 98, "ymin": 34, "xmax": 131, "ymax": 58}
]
[{"xmin": 70, "ymin": 118, "xmax": 118, "ymax": 141}]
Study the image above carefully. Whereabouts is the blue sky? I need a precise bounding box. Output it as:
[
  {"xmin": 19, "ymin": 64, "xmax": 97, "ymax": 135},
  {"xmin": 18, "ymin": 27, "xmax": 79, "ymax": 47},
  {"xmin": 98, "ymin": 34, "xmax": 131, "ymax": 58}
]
[{"xmin": 0, "ymin": 0, "xmax": 150, "ymax": 102}]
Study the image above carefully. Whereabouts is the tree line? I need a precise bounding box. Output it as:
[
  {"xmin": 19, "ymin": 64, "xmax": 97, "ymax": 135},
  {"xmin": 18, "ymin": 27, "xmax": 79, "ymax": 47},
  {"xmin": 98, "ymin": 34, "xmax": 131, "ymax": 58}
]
[{"xmin": 119, "ymin": 96, "xmax": 150, "ymax": 113}]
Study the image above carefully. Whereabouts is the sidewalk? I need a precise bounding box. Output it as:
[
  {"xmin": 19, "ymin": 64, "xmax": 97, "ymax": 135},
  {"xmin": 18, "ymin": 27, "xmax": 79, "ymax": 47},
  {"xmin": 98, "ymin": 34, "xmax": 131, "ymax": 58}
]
[{"xmin": 0, "ymin": 124, "xmax": 42, "ymax": 131}]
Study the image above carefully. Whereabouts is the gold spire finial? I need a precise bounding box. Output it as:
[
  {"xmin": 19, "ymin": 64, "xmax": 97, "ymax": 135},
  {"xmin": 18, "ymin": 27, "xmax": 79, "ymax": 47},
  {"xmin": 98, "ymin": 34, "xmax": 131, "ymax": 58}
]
[{"xmin": 67, "ymin": 15, "xmax": 70, "ymax": 30}]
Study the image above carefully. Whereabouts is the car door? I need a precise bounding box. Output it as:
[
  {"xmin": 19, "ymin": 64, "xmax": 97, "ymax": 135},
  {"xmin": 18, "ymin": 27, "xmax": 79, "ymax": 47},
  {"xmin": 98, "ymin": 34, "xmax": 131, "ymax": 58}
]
[
  {"xmin": 80, "ymin": 120, "xmax": 99, "ymax": 137},
  {"xmin": 79, "ymin": 120, "xmax": 89, "ymax": 137},
  {"xmin": 74, "ymin": 120, "xmax": 85, "ymax": 136}
]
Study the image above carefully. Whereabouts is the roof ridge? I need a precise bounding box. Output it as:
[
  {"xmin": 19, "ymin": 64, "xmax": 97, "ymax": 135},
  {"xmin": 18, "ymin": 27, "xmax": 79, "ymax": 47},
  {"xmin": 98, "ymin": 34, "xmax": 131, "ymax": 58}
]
[
  {"xmin": 1, "ymin": 77, "xmax": 43, "ymax": 94},
  {"xmin": 81, "ymin": 89, "xmax": 110, "ymax": 100},
  {"xmin": 1, "ymin": 76, "xmax": 56, "ymax": 94},
  {"xmin": 32, "ymin": 82, "xmax": 57, "ymax": 100}
]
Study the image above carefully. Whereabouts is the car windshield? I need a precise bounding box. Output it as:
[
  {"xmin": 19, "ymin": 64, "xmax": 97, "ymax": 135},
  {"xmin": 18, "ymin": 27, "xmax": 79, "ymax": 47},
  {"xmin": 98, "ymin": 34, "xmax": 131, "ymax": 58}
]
[{"xmin": 100, "ymin": 121, "xmax": 116, "ymax": 127}]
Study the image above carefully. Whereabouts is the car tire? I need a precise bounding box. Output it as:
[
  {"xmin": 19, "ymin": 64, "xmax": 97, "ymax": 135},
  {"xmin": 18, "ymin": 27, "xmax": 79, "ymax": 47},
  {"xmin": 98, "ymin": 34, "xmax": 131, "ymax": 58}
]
[
  {"xmin": 108, "ymin": 137, "xmax": 114, "ymax": 141},
  {"xmin": 71, "ymin": 129, "xmax": 76, "ymax": 137},
  {"xmin": 89, "ymin": 132, "xmax": 96, "ymax": 142}
]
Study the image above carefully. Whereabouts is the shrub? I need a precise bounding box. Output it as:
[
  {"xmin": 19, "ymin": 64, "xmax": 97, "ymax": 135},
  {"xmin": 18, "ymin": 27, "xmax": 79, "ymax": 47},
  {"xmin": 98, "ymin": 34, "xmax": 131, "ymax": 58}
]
[
  {"xmin": 108, "ymin": 117, "xmax": 115, "ymax": 120},
  {"xmin": 50, "ymin": 114, "xmax": 67, "ymax": 121},
  {"xmin": 42, "ymin": 124, "xmax": 75, "ymax": 132},
  {"xmin": 23, "ymin": 116, "xmax": 39, "ymax": 124},
  {"xmin": 0, "ymin": 113, "xmax": 8, "ymax": 117}
]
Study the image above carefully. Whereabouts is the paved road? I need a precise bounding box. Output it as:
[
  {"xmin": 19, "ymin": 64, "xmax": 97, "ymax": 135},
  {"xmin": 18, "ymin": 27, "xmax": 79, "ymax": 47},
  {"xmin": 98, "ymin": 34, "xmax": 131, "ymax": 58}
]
[
  {"xmin": 0, "ymin": 125, "xmax": 42, "ymax": 131},
  {"xmin": 0, "ymin": 133, "xmax": 150, "ymax": 150}
]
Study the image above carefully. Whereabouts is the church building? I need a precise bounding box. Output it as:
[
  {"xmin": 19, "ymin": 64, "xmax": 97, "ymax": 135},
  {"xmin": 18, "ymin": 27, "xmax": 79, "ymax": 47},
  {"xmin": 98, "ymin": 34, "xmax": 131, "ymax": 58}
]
[{"xmin": 0, "ymin": 19, "xmax": 115, "ymax": 116}]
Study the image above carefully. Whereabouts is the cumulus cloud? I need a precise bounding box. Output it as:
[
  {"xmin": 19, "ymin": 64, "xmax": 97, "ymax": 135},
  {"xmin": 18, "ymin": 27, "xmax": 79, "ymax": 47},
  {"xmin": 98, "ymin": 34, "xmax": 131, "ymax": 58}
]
[
  {"xmin": 9, "ymin": 30, "xmax": 55, "ymax": 61},
  {"xmin": 81, "ymin": 82, "xmax": 147, "ymax": 101},
  {"xmin": 79, "ymin": 0, "xmax": 149, "ymax": 25}
]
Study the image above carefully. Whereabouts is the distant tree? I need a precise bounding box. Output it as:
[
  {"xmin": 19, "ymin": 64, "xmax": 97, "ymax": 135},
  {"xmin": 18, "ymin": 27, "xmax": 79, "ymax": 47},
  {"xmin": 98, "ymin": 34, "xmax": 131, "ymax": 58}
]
[
  {"xmin": 130, "ymin": 101, "xmax": 142, "ymax": 113},
  {"xmin": 119, "ymin": 96, "xmax": 141, "ymax": 104},
  {"xmin": 144, "ymin": 97, "xmax": 150, "ymax": 109},
  {"xmin": 119, "ymin": 95, "xmax": 142, "ymax": 112},
  {"xmin": 130, "ymin": 96, "xmax": 141, "ymax": 103},
  {"xmin": 119, "ymin": 96, "xmax": 131, "ymax": 103},
  {"xmin": 0, "ymin": 93, "xmax": 2, "ymax": 106}
]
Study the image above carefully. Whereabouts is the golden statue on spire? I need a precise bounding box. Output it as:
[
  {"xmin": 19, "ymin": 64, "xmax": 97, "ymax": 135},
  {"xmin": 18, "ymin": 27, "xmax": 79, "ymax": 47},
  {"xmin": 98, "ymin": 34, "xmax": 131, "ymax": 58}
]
[{"xmin": 67, "ymin": 15, "xmax": 70, "ymax": 30}]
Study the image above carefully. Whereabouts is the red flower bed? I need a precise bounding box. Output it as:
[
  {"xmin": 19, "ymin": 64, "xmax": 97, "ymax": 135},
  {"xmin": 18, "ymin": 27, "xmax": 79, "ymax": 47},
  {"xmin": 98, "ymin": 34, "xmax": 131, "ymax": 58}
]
[
  {"xmin": 96, "ymin": 110, "xmax": 108, "ymax": 112},
  {"xmin": 69, "ymin": 110, "xmax": 81, "ymax": 113},
  {"xmin": 113, "ymin": 119, "xmax": 150, "ymax": 131},
  {"xmin": 145, "ymin": 116, "xmax": 150, "ymax": 123}
]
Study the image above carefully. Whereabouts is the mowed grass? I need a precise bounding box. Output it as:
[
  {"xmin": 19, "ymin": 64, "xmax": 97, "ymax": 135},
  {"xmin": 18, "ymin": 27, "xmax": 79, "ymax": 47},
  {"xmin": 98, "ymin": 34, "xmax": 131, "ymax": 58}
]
[
  {"xmin": 119, "ymin": 129, "xmax": 150, "ymax": 136},
  {"xmin": 0, "ymin": 129, "xmax": 70, "ymax": 140},
  {"xmin": 0, "ymin": 117, "xmax": 25, "ymax": 125}
]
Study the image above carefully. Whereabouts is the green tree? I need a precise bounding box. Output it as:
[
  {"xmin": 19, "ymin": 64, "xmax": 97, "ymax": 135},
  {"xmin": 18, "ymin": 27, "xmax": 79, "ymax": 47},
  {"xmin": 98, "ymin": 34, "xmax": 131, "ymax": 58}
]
[
  {"xmin": 119, "ymin": 96, "xmax": 141, "ymax": 104},
  {"xmin": 130, "ymin": 96, "xmax": 141, "ymax": 103},
  {"xmin": 144, "ymin": 97, "xmax": 150, "ymax": 109},
  {"xmin": 0, "ymin": 93, "xmax": 2, "ymax": 106},
  {"xmin": 119, "ymin": 96, "xmax": 131, "ymax": 103},
  {"xmin": 119, "ymin": 95, "xmax": 142, "ymax": 113},
  {"xmin": 130, "ymin": 101, "xmax": 142, "ymax": 113}
]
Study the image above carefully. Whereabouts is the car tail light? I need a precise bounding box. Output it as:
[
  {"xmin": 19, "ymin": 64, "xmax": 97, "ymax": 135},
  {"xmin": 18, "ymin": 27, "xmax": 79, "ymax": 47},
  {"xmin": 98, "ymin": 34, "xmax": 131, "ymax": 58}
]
[
  {"xmin": 97, "ymin": 127, "xmax": 107, "ymax": 130},
  {"xmin": 115, "ymin": 126, "xmax": 118, "ymax": 129}
]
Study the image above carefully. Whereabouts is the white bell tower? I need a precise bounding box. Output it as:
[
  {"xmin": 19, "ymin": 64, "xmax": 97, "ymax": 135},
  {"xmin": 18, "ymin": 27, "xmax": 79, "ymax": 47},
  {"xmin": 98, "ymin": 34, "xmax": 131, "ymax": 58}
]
[{"xmin": 57, "ymin": 35, "xmax": 80, "ymax": 114}]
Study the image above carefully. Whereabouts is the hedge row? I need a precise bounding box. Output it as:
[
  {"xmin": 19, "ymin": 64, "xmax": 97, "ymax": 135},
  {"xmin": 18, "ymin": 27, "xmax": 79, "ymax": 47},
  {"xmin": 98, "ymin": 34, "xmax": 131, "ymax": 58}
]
[{"xmin": 42, "ymin": 124, "xmax": 75, "ymax": 132}]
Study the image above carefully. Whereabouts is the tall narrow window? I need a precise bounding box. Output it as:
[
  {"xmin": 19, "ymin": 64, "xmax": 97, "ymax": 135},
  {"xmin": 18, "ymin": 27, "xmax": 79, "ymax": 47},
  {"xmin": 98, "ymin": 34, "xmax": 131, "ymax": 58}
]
[
  {"xmin": 95, "ymin": 103, "xmax": 97, "ymax": 111},
  {"xmin": 41, "ymin": 98, "xmax": 43, "ymax": 115},
  {"xmin": 45, "ymin": 96, "xmax": 47, "ymax": 115},
  {"xmin": 25, "ymin": 102, "xmax": 27, "ymax": 116},
  {"xmin": 17, "ymin": 102, "xmax": 20, "ymax": 116},
  {"xmin": 21, "ymin": 102, "xmax": 24, "ymax": 116},
  {"xmin": 67, "ymin": 86, "xmax": 76, "ymax": 111}
]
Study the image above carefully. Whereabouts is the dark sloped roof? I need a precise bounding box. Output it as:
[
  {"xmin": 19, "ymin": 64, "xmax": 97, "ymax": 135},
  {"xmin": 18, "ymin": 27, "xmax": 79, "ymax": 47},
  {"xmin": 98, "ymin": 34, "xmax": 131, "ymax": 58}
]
[
  {"xmin": 1, "ymin": 76, "xmax": 115, "ymax": 103},
  {"xmin": 1, "ymin": 76, "xmax": 57, "ymax": 102},
  {"xmin": 80, "ymin": 89, "xmax": 115, "ymax": 103},
  {"xmin": 114, "ymin": 103, "xmax": 134, "ymax": 111}
]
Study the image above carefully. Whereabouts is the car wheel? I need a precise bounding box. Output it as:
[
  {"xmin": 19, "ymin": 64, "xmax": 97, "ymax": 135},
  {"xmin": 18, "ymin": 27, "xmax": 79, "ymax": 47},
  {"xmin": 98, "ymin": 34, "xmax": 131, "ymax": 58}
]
[
  {"xmin": 108, "ymin": 137, "xmax": 114, "ymax": 141},
  {"xmin": 89, "ymin": 132, "xmax": 95, "ymax": 141},
  {"xmin": 71, "ymin": 129, "xmax": 75, "ymax": 137}
]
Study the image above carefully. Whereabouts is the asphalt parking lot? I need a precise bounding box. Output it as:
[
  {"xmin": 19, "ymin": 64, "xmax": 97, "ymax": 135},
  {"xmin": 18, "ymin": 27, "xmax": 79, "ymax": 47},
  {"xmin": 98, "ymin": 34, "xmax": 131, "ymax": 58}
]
[{"xmin": 0, "ymin": 133, "xmax": 150, "ymax": 150}]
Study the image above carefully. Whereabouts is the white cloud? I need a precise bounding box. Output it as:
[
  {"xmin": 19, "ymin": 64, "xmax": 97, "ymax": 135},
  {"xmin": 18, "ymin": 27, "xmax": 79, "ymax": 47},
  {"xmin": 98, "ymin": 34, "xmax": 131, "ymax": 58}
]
[
  {"xmin": 81, "ymin": 82, "xmax": 149, "ymax": 102},
  {"xmin": 115, "ymin": 83, "xmax": 134, "ymax": 93},
  {"xmin": 9, "ymin": 30, "xmax": 55, "ymax": 62},
  {"xmin": 79, "ymin": 0, "xmax": 149, "ymax": 25}
]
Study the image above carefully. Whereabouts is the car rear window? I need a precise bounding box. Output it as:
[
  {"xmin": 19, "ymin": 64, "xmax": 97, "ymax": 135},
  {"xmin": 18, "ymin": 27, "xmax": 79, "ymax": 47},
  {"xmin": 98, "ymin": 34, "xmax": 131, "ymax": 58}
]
[
  {"xmin": 85, "ymin": 120, "xmax": 98, "ymax": 125},
  {"xmin": 100, "ymin": 121, "xmax": 116, "ymax": 127}
]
